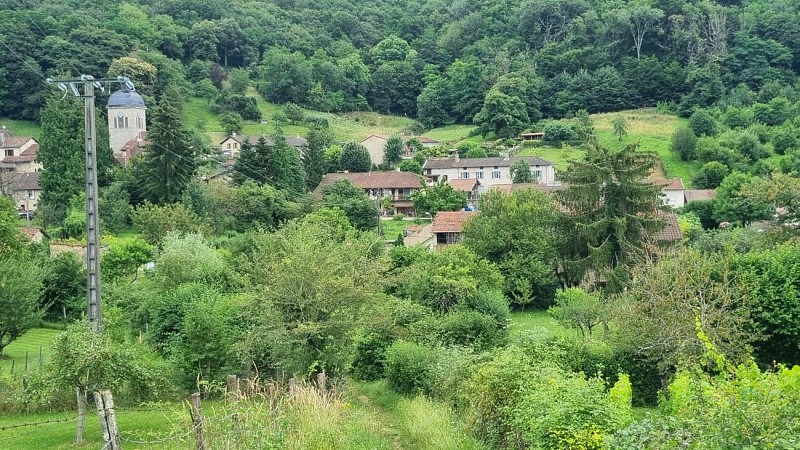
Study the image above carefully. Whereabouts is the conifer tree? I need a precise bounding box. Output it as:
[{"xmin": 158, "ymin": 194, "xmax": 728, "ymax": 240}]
[
  {"xmin": 141, "ymin": 92, "xmax": 196, "ymax": 204},
  {"xmin": 37, "ymin": 94, "xmax": 114, "ymax": 224},
  {"xmin": 270, "ymin": 128, "xmax": 306, "ymax": 194},
  {"xmin": 555, "ymin": 140, "xmax": 665, "ymax": 291},
  {"xmin": 232, "ymin": 138, "xmax": 258, "ymax": 184}
]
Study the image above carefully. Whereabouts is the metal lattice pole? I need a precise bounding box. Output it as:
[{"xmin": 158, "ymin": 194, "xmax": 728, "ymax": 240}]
[
  {"xmin": 82, "ymin": 76, "xmax": 102, "ymax": 333},
  {"xmin": 46, "ymin": 75, "xmax": 134, "ymax": 334}
]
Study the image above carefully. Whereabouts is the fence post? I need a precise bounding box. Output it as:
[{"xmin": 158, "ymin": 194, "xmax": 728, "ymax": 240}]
[
  {"xmin": 24, "ymin": 351, "xmax": 28, "ymax": 373},
  {"xmin": 316, "ymin": 371, "xmax": 327, "ymax": 398},
  {"xmin": 190, "ymin": 392, "xmax": 206, "ymax": 450},
  {"xmin": 226, "ymin": 374, "xmax": 239, "ymax": 399},
  {"xmin": 95, "ymin": 390, "xmax": 122, "ymax": 450},
  {"xmin": 38, "ymin": 344, "xmax": 43, "ymax": 369}
]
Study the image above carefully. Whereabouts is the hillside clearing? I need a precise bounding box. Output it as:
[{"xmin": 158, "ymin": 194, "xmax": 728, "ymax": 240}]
[{"xmin": 0, "ymin": 328, "xmax": 61, "ymax": 375}]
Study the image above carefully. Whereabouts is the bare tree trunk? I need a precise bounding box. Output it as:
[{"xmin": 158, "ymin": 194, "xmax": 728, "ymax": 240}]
[{"xmin": 75, "ymin": 386, "xmax": 87, "ymax": 444}]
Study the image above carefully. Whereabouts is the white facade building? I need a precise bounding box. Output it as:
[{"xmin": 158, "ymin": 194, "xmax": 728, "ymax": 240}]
[
  {"xmin": 423, "ymin": 156, "xmax": 556, "ymax": 192},
  {"xmin": 107, "ymin": 89, "xmax": 147, "ymax": 153}
]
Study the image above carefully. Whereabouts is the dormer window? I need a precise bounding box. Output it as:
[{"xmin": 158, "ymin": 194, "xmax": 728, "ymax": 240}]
[{"xmin": 4, "ymin": 149, "xmax": 13, "ymax": 157}]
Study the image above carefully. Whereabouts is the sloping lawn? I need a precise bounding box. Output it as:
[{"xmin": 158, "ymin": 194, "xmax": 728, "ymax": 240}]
[{"xmin": 0, "ymin": 328, "xmax": 62, "ymax": 375}]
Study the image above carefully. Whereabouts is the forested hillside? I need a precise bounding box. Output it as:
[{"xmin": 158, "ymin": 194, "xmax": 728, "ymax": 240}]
[{"xmin": 1, "ymin": 0, "xmax": 799, "ymax": 130}]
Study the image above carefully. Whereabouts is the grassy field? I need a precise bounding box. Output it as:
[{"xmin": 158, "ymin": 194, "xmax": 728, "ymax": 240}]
[
  {"xmin": 0, "ymin": 328, "xmax": 62, "ymax": 375},
  {"xmin": 381, "ymin": 218, "xmax": 431, "ymax": 239},
  {"xmin": 424, "ymin": 124, "xmax": 476, "ymax": 144},
  {"xmin": 185, "ymin": 89, "xmax": 418, "ymax": 145},
  {"xmin": 351, "ymin": 381, "xmax": 485, "ymax": 450},
  {"xmin": 593, "ymin": 110, "xmax": 700, "ymax": 184},
  {"xmin": 0, "ymin": 118, "xmax": 42, "ymax": 139},
  {"xmin": 519, "ymin": 109, "xmax": 701, "ymax": 186}
]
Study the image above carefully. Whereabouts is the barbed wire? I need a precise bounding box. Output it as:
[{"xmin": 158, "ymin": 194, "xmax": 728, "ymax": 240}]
[{"xmin": 0, "ymin": 415, "xmax": 74, "ymax": 432}]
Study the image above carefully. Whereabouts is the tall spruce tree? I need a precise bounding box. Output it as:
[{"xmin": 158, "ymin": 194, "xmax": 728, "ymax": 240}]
[
  {"xmin": 37, "ymin": 94, "xmax": 114, "ymax": 225},
  {"xmin": 141, "ymin": 92, "xmax": 196, "ymax": 204},
  {"xmin": 555, "ymin": 140, "xmax": 665, "ymax": 291},
  {"xmin": 304, "ymin": 126, "xmax": 333, "ymax": 190},
  {"xmin": 271, "ymin": 128, "xmax": 306, "ymax": 194},
  {"xmin": 232, "ymin": 138, "xmax": 258, "ymax": 184}
]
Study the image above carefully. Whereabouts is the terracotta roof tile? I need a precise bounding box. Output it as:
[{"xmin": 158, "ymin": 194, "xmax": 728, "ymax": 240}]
[
  {"xmin": 431, "ymin": 211, "xmax": 477, "ymax": 233},
  {"xmin": 684, "ymin": 189, "xmax": 716, "ymax": 202},
  {"xmin": 654, "ymin": 211, "xmax": 682, "ymax": 242},
  {"xmin": 448, "ymin": 178, "xmax": 479, "ymax": 192},
  {"xmin": 315, "ymin": 171, "xmax": 423, "ymax": 193},
  {"xmin": 652, "ymin": 178, "xmax": 685, "ymax": 190},
  {"xmin": 7, "ymin": 172, "xmax": 40, "ymax": 191}
]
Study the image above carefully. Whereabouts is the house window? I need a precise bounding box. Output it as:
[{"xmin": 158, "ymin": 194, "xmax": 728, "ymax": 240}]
[
  {"xmin": 124, "ymin": 117, "xmax": 129, "ymax": 128},
  {"xmin": 234, "ymin": 143, "xmax": 239, "ymax": 149},
  {"xmin": 425, "ymin": 169, "xmax": 431, "ymax": 175},
  {"xmin": 227, "ymin": 143, "xmax": 231, "ymax": 149},
  {"xmin": 27, "ymin": 190, "xmax": 34, "ymax": 199},
  {"xmin": 442, "ymin": 175, "xmax": 448, "ymax": 181},
  {"xmin": 533, "ymin": 170, "xmax": 542, "ymax": 180},
  {"xmin": 460, "ymin": 171, "xmax": 469, "ymax": 179},
  {"xmin": 136, "ymin": 116, "xmax": 143, "ymax": 128},
  {"xmin": 476, "ymin": 171, "xmax": 484, "ymax": 179},
  {"xmin": 436, "ymin": 233, "xmax": 447, "ymax": 245},
  {"xmin": 4, "ymin": 149, "xmax": 13, "ymax": 157},
  {"xmin": 492, "ymin": 170, "xmax": 501, "ymax": 179}
]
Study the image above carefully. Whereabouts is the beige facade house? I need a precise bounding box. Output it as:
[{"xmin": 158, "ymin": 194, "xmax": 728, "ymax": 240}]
[
  {"xmin": 6, "ymin": 172, "xmax": 41, "ymax": 212},
  {"xmin": 360, "ymin": 134, "xmax": 441, "ymax": 167},
  {"xmin": 107, "ymin": 89, "xmax": 147, "ymax": 153},
  {"xmin": 218, "ymin": 133, "xmax": 309, "ymax": 158},
  {"xmin": 448, "ymin": 178, "xmax": 480, "ymax": 207},
  {"xmin": 431, "ymin": 210, "xmax": 477, "ymax": 248},
  {"xmin": 423, "ymin": 155, "xmax": 556, "ymax": 192},
  {"xmin": 0, "ymin": 127, "xmax": 42, "ymax": 173},
  {"xmin": 314, "ymin": 171, "xmax": 422, "ymax": 215}
]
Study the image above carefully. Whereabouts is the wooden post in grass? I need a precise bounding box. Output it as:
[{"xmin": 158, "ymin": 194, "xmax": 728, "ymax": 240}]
[
  {"xmin": 316, "ymin": 371, "xmax": 327, "ymax": 398},
  {"xmin": 190, "ymin": 392, "xmax": 206, "ymax": 450},
  {"xmin": 38, "ymin": 344, "xmax": 43, "ymax": 369},
  {"xmin": 76, "ymin": 387, "xmax": 87, "ymax": 444},
  {"xmin": 94, "ymin": 390, "xmax": 121, "ymax": 450},
  {"xmin": 10, "ymin": 359, "xmax": 14, "ymax": 374},
  {"xmin": 24, "ymin": 351, "xmax": 28, "ymax": 373},
  {"xmin": 226, "ymin": 374, "xmax": 239, "ymax": 399}
]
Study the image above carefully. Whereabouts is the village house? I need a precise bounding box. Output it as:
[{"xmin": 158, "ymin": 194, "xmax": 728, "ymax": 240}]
[
  {"xmin": 447, "ymin": 178, "xmax": 480, "ymax": 208},
  {"xmin": 218, "ymin": 132, "xmax": 309, "ymax": 158},
  {"xmin": 520, "ymin": 132, "xmax": 544, "ymax": 141},
  {"xmin": 0, "ymin": 127, "xmax": 42, "ymax": 173},
  {"xmin": 653, "ymin": 178, "xmax": 685, "ymax": 208},
  {"xmin": 423, "ymin": 155, "xmax": 556, "ymax": 192},
  {"xmin": 431, "ymin": 210, "xmax": 477, "ymax": 248},
  {"xmin": 360, "ymin": 134, "xmax": 441, "ymax": 167},
  {"xmin": 5, "ymin": 172, "xmax": 42, "ymax": 212},
  {"xmin": 314, "ymin": 171, "xmax": 422, "ymax": 216}
]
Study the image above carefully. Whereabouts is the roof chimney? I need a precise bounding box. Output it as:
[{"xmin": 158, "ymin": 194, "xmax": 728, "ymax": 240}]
[
  {"xmin": 454, "ymin": 152, "xmax": 460, "ymax": 162},
  {"xmin": 231, "ymin": 131, "xmax": 237, "ymax": 137},
  {"xmin": 503, "ymin": 152, "xmax": 509, "ymax": 161}
]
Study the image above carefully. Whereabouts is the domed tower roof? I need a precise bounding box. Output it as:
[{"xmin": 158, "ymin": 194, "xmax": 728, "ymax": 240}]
[{"xmin": 107, "ymin": 89, "xmax": 146, "ymax": 109}]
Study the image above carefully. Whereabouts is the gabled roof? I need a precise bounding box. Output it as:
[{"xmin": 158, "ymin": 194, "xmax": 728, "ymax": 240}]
[
  {"xmin": 115, "ymin": 132, "xmax": 149, "ymax": 165},
  {"xmin": 0, "ymin": 128, "xmax": 36, "ymax": 149},
  {"xmin": 7, "ymin": 172, "xmax": 40, "ymax": 191},
  {"xmin": 424, "ymin": 156, "xmax": 552, "ymax": 170},
  {"xmin": 220, "ymin": 134, "xmax": 308, "ymax": 148},
  {"xmin": 654, "ymin": 211, "xmax": 682, "ymax": 242},
  {"xmin": 448, "ymin": 178, "xmax": 479, "ymax": 192},
  {"xmin": 509, "ymin": 182, "xmax": 564, "ymax": 193},
  {"xmin": 431, "ymin": 211, "xmax": 477, "ymax": 233},
  {"xmin": 1, "ymin": 143, "xmax": 38, "ymax": 162},
  {"xmin": 315, "ymin": 171, "xmax": 423, "ymax": 194},
  {"xmin": 684, "ymin": 189, "xmax": 716, "ymax": 203},
  {"xmin": 652, "ymin": 178, "xmax": 685, "ymax": 190}
]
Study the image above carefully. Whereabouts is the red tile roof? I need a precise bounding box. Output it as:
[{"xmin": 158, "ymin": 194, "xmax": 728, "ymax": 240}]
[
  {"xmin": 0, "ymin": 128, "xmax": 36, "ymax": 149},
  {"xmin": 316, "ymin": 171, "xmax": 423, "ymax": 191},
  {"xmin": 684, "ymin": 189, "xmax": 716, "ymax": 202},
  {"xmin": 431, "ymin": 211, "xmax": 477, "ymax": 233},
  {"xmin": 654, "ymin": 211, "xmax": 682, "ymax": 242},
  {"xmin": 448, "ymin": 178, "xmax": 479, "ymax": 192},
  {"xmin": 652, "ymin": 178, "xmax": 685, "ymax": 190}
]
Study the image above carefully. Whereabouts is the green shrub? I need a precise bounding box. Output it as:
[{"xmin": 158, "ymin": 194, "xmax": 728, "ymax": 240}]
[
  {"xmin": 384, "ymin": 340, "xmax": 435, "ymax": 395},
  {"xmin": 432, "ymin": 309, "xmax": 507, "ymax": 351},
  {"xmin": 465, "ymin": 289, "xmax": 511, "ymax": 328},
  {"xmin": 510, "ymin": 366, "xmax": 629, "ymax": 449},
  {"xmin": 351, "ymin": 332, "xmax": 394, "ymax": 381}
]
